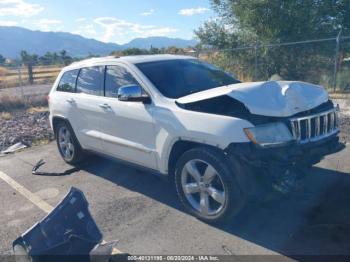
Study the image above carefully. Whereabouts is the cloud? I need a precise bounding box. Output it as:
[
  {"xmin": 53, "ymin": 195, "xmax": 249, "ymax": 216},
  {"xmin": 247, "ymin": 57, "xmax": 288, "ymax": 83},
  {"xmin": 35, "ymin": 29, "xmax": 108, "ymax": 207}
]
[
  {"xmin": 94, "ymin": 17, "xmax": 178, "ymax": 43},
  {"xmin": 73, "ymin": 24, "xmax": 97, "ymax": 37},
  {"xmin": 140, "ymin": 9, "xmax": 154, "ymax": 16},
  {"xmin": 0, "ymin": 0, "xmax": 44, "ymax": 17},
  {"xmin": 178, "ymin": 7, "xmax": 209, "ymax": 16},
  {"xmin": 75, "ymin": 17, "xmax": 87, "ymax": 22},
  {"xmin": 0, "ymin": 19, "xmax": 17, "ymax": 25},
  {"xmin": 36, "ymin": 18, "xmax": 62, "ymax": 31}
]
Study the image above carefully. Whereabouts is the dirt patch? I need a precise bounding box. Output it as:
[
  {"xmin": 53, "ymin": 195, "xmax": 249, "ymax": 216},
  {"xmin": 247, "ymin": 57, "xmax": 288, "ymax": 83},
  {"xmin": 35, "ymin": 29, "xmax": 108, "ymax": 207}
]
[
  {"xmin": 340, "ymin": 114, "xmax": 350, "ymax": 143},
  {"xmin": 0, "ymin": 110, "xmax": 54, "ymax": 152}
]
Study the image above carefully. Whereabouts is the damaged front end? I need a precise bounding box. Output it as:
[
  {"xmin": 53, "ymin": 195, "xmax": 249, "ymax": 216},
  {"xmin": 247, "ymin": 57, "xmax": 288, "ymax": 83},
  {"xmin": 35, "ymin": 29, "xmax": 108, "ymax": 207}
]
[
  {"xmin": 177, "ymin": 89, "xmax": 345, "ymax": 195},
  {"xmin": 226, "ymin": 134, "xmax": 344, "ymax": 194},
  {"xmin": 225, "ymin": 100, "xmax": 344, "ymax": 194},
  {"xmin": 234, "ymin": 101, "xmax": 344, "ymax": 194}
]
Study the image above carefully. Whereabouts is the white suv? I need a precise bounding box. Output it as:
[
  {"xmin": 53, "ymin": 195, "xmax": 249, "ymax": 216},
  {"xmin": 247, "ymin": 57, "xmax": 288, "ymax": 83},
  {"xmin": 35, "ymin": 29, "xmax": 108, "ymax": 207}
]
[{"xmin": 49, "ymin": 54, "xmax": 343, "ymax": 223}]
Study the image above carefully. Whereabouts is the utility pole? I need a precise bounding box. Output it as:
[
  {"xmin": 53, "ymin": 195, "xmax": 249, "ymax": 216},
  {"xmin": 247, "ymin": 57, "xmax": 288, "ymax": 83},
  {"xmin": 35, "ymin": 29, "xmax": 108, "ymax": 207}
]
[
  {"xmin": 254, "ymin": 40, "xmax": 259, "ymax": 81},
  {"xmin": 333, "ymin": 28, "xmax": 342, "ymax": 92}
]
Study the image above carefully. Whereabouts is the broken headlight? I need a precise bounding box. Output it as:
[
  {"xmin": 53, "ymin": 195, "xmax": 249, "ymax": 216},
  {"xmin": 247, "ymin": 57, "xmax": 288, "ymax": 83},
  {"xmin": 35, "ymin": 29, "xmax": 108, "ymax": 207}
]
[{"xmin": 244, "ymin": 122, "xmax": 294, "ymax": 146}]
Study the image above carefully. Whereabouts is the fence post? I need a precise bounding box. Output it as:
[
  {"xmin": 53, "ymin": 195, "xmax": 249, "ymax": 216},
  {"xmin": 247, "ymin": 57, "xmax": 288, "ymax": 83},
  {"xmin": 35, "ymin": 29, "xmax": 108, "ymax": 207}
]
[
  {"xmin": 17, "ymin": 67, "xmax": 25, "ymax": 100},
  {"xmin": 254, "ymin": 40, "xmax": 259, "ymax": 81},
  {"xmin": 333, "ymin": 29, "xmax": 342, "ymax": 92}
]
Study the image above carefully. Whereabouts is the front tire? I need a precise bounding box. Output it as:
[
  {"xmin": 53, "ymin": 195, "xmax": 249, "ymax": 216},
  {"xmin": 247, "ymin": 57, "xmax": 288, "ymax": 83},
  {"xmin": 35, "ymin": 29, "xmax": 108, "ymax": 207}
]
[
  {"xmin": 174, "ymin": 147, "xmax": 245, "ymax": 224},
  {"xmin": 56, "ymin": 121, "xmax": 85, "ymax": 164}
]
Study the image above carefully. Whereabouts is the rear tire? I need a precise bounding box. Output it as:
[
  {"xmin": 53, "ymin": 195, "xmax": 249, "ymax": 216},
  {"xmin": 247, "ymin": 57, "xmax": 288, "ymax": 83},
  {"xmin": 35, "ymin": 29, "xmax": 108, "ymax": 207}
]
[
  {"xmin": 174, "ymin": 147, "xmax": 245, "ymax": 224},
  {"xmin": 55, "ymin": 121, "xmax": 85, "ymax": 164}
]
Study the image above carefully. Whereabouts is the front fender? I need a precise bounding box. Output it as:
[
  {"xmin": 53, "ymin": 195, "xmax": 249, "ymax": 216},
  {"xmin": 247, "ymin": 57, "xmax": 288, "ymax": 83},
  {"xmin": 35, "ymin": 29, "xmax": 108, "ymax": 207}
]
[{"xmin": 153, "ymin": 106, "xmax": 254, "ymax": 173}]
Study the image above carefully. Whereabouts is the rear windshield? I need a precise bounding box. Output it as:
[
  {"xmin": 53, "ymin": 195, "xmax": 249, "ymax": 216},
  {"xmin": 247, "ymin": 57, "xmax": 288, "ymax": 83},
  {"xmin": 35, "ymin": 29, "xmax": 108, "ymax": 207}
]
[{"xmin": 136, "ymin": 59, "xmax": 240, "ymax": 99}]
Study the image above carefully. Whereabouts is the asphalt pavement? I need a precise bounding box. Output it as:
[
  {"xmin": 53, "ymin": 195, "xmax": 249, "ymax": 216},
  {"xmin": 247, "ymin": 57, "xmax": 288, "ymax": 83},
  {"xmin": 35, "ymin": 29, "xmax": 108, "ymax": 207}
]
[{"xmin": 0, "ymin": 142, "xmax": 350, "ymax": 259}]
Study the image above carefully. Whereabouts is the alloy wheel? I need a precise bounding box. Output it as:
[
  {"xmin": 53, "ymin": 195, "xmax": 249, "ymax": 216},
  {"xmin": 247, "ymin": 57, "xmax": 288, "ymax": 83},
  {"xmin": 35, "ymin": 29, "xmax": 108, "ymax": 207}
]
[
  {"xmin": 181, "ymin": 159, "xmax": 226, "ymax": 217},
  {"xmin": 58, "ymin": 126, "xmax": 75, "ymax": 161}
]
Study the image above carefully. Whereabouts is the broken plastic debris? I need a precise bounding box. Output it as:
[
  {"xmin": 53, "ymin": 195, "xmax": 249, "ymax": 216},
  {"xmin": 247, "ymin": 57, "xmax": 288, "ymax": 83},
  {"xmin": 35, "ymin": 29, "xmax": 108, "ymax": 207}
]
[
  {"xmin": 1, "ymin": 142, "xmax": 27, "ymax": 154},
  {"xmin": 13, "ymin": 187, "xmax": 103, "ymax": 259},
  {"xmin": 12, "ymin": 187, "xmax": 126, "ymax": 261}
]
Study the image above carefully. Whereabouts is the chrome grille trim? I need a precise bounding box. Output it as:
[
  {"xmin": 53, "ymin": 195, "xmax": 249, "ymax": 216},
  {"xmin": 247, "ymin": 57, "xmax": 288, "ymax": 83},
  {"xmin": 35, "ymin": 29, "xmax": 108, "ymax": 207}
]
[{"xmin": 290, "ymin": 107, "xmax": 340, "ymax": 144}]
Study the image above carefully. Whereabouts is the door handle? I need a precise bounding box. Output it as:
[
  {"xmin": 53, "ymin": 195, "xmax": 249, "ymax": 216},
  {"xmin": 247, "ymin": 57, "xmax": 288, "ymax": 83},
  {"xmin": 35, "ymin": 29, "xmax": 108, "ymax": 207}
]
[
  {"xmin": 99, "ymin": 103, "xmax": 111, "ymax": 109},
  {"xmin": 66, "ymin": 98, "xmax": 75, "ymax": 104}
]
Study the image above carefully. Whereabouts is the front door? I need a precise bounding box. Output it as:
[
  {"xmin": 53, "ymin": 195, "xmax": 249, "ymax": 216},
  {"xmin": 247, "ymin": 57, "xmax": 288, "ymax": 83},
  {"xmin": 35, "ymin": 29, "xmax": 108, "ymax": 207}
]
[{"xmin": 98, "ymin": 64, "xmax": 158, "ymax": 170}]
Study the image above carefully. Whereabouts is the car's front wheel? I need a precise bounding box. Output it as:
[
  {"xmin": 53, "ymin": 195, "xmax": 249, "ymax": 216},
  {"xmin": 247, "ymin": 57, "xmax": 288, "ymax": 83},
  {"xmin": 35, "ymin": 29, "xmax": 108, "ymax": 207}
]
[
  {"xmin": 56, "ymin": 121, "xmax": 84, "ymax": 164},
  {"xmin": 175, "ymin": 147, "xmax": 245, "ymax": 224}
]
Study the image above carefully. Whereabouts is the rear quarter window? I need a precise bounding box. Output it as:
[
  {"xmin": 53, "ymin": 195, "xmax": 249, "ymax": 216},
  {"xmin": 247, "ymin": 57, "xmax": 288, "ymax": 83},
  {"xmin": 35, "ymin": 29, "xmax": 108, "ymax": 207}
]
[{"xmin": 56, "ymin": 69, "xmax": 79, "ymax": 93}]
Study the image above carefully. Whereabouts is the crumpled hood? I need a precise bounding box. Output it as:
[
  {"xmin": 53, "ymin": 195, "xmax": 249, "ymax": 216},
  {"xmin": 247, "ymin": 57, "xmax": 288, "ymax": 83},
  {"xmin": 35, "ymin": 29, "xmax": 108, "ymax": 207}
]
[{"xmin": 176, "ymin": 81, "xmax": 329, "ymax": 117}]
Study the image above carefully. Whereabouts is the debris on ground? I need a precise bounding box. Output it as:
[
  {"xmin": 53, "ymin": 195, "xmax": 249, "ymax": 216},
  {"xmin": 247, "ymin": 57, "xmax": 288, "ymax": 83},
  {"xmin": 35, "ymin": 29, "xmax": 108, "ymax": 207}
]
[
  {"xmin": 12, "ymin": 187, "xmax": 127, "ymax": 261},
  {"xmin": 32, "ymin": 159, "xmax": 83, "ymax": 176},
  {"xmin": 0, "ymin": 142, "xmax": 27, "ymax": 155}
]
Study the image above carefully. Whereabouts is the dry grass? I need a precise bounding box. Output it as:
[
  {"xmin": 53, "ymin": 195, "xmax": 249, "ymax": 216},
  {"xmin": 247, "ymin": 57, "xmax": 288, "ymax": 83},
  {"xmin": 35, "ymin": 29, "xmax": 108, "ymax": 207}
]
[
  {"xmin": 26, "ymin": 106, "xmax": 48, "ymax": 113},
  {"xmin": 32, "ymin": 138, "xmax": 51, "ymax": 147},
  {"xmin": 0, "ymin": 94, "xmax": 48, "ymax": 112},
  {"xmin": 0, "ymin": 94, "xmax": 25, "ymax": 111},
  {"xmin": 0, "ymin": 67, "xmax": 9, "ymax": 76},
  {"xmin": 0, "ymin": 111, "xmax": 12, "ymax": 120},
  {"xmin": 329, "ymin": 93, "xmax": 350, "ymax": 99}
]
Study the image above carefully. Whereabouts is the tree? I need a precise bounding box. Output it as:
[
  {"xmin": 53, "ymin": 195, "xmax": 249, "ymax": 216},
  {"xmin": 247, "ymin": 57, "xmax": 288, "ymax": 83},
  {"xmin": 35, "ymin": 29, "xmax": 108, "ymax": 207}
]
[
  {"xmin": 0, "ymin": 54, "xmax": 5, "ymax": 65},
  {"xmin": 20, "ymin": 50, "xmax": 38, "ymax": 84},
  {"xmin": 195, "ymin": 0, "xmax": 350, "ymax": 81},
  {"xmin": 39, "ymin": 52, "xmax": 54, "ymax": 65},
  {"xmin": 60, "ymin": 50, "xmax": 73, "ymax": 65}
]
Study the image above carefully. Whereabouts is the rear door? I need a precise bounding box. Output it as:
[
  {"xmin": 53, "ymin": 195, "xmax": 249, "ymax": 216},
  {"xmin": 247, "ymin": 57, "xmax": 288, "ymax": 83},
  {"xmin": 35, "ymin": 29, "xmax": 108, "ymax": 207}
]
[
  {"xmin": 72, "ymin": 66, "xmax": 105, "ymax": 151},
  {"xmin": 52, "ymin": 69, "xmax": 79, "ymax": 128}
]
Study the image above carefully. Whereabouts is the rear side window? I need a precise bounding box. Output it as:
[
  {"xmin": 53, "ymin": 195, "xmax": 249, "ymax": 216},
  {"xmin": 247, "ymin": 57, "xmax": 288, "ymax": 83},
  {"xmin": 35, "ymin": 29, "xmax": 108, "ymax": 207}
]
[
  {"xmin": 57, "ymin": 69, "xmax": 79, "ymax": 92},
  {"xmin": 76, "ymin": 66, "xmax": 104, "ymax": 96},
  {"xmin": 105, "ymin": 65, "xmax": 139, "ymax": 98}
]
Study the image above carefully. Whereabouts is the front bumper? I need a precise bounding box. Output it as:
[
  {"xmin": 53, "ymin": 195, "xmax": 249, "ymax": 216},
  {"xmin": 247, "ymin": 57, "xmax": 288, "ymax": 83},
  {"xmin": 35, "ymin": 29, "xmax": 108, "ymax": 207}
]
[
  {"xmin": 225, "ymin": 134, "xmax": 345, "ymax": 194},
  {"xmin": 225, "ymin": 133, "xmax": 344, "ymax": 167}
]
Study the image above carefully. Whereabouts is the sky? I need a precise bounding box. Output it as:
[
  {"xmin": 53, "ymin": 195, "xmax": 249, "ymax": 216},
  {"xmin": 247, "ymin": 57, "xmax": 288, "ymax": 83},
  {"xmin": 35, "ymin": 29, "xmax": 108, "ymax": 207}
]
[{"xmin": 0, "ymin": 0, "xmax": 215, "ymax": 44}]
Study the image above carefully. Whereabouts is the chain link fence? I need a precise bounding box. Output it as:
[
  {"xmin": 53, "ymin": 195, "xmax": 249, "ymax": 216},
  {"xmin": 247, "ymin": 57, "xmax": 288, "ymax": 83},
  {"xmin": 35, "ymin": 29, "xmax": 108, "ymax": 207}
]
[
  {"xmin": 198, "ymin": 34, "xmax": 350, "ymax": 93},
  {"xmin": 0, "ymin": 65, "xmax": 62, "ymax": 111}
]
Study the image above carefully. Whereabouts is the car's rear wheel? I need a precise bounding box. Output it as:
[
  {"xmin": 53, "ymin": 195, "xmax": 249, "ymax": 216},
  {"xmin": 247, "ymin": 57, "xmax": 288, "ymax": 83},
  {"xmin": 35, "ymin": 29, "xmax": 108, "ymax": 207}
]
[
  {"xmin": 175, "ymin": 147, "xmax": 245, "ymax": 224},
  {"xmin": 56, "ymin": 121, "xmax": 84, "ymax": 164}
]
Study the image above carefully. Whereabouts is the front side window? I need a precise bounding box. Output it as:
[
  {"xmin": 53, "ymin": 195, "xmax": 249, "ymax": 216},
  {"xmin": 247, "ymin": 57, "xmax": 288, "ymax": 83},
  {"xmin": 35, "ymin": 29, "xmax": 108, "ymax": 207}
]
[
  {"xmin": 105, "ymin": 65, "xmax": 140, "ymax": 98},
  {"xmin": 136, "ymin": 59, "xmax": 240, "ymax": 99},
  {"xmin": 76, "ymin": 66, "xmax": 104, "ymax": 96},
  {"xmin": 57, "ymin": 69, "xmax": 79, "ymax": 93}
]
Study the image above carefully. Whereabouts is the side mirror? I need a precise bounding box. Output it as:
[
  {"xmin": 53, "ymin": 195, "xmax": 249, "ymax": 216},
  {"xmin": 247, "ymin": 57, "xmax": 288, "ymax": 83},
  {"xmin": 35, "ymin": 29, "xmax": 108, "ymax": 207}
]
[{"xmin": 117, "ymin": 85, "xmax": 150, "ymax": 103}]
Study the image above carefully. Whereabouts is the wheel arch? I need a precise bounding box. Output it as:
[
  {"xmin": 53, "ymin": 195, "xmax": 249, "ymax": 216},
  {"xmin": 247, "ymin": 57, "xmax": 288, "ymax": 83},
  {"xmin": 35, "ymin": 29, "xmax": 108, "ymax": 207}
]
[
  {"xmin": 52, "ymin": 116, "xmax": 71, "ymax": 137},
  {"xmin": 167, "ymin": 139, "xmax": 225, "ymax": 178}
]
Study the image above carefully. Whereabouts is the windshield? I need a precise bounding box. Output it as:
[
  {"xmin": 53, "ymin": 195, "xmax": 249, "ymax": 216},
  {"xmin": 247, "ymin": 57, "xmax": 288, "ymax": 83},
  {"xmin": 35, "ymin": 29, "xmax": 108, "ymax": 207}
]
[{"xmin": 136, "ymin": 59, "xmax": 240, "ymax": 99}]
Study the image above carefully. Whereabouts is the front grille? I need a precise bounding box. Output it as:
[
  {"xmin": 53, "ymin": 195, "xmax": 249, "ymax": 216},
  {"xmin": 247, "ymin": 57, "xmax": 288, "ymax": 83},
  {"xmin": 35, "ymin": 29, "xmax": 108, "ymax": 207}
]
[{"xmin": 290, "ymin": 106, "xmax": 340, "ymax": 144}]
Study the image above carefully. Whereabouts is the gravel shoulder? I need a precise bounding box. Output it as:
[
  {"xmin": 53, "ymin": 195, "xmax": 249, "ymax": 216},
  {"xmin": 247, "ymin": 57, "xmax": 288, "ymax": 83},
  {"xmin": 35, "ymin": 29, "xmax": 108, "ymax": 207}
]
[{"xmin": 0, "ymin": 110, "xmax": 54, "ymax": 152}]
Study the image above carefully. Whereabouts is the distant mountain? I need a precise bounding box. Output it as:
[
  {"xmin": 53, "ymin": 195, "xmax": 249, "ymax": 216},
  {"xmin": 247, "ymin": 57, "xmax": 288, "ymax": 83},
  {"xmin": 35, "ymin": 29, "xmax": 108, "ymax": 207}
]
[
  {"xmin": 0, "ymin": 26, "xmax": 121, "ymax": 58},
  {"xmin": 124, "ymin": 36, "xmax": 198, "ymax": 49},
  {"xmin": 0, "ymin": 26, "xmax": 198, "ymax": 59}
]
